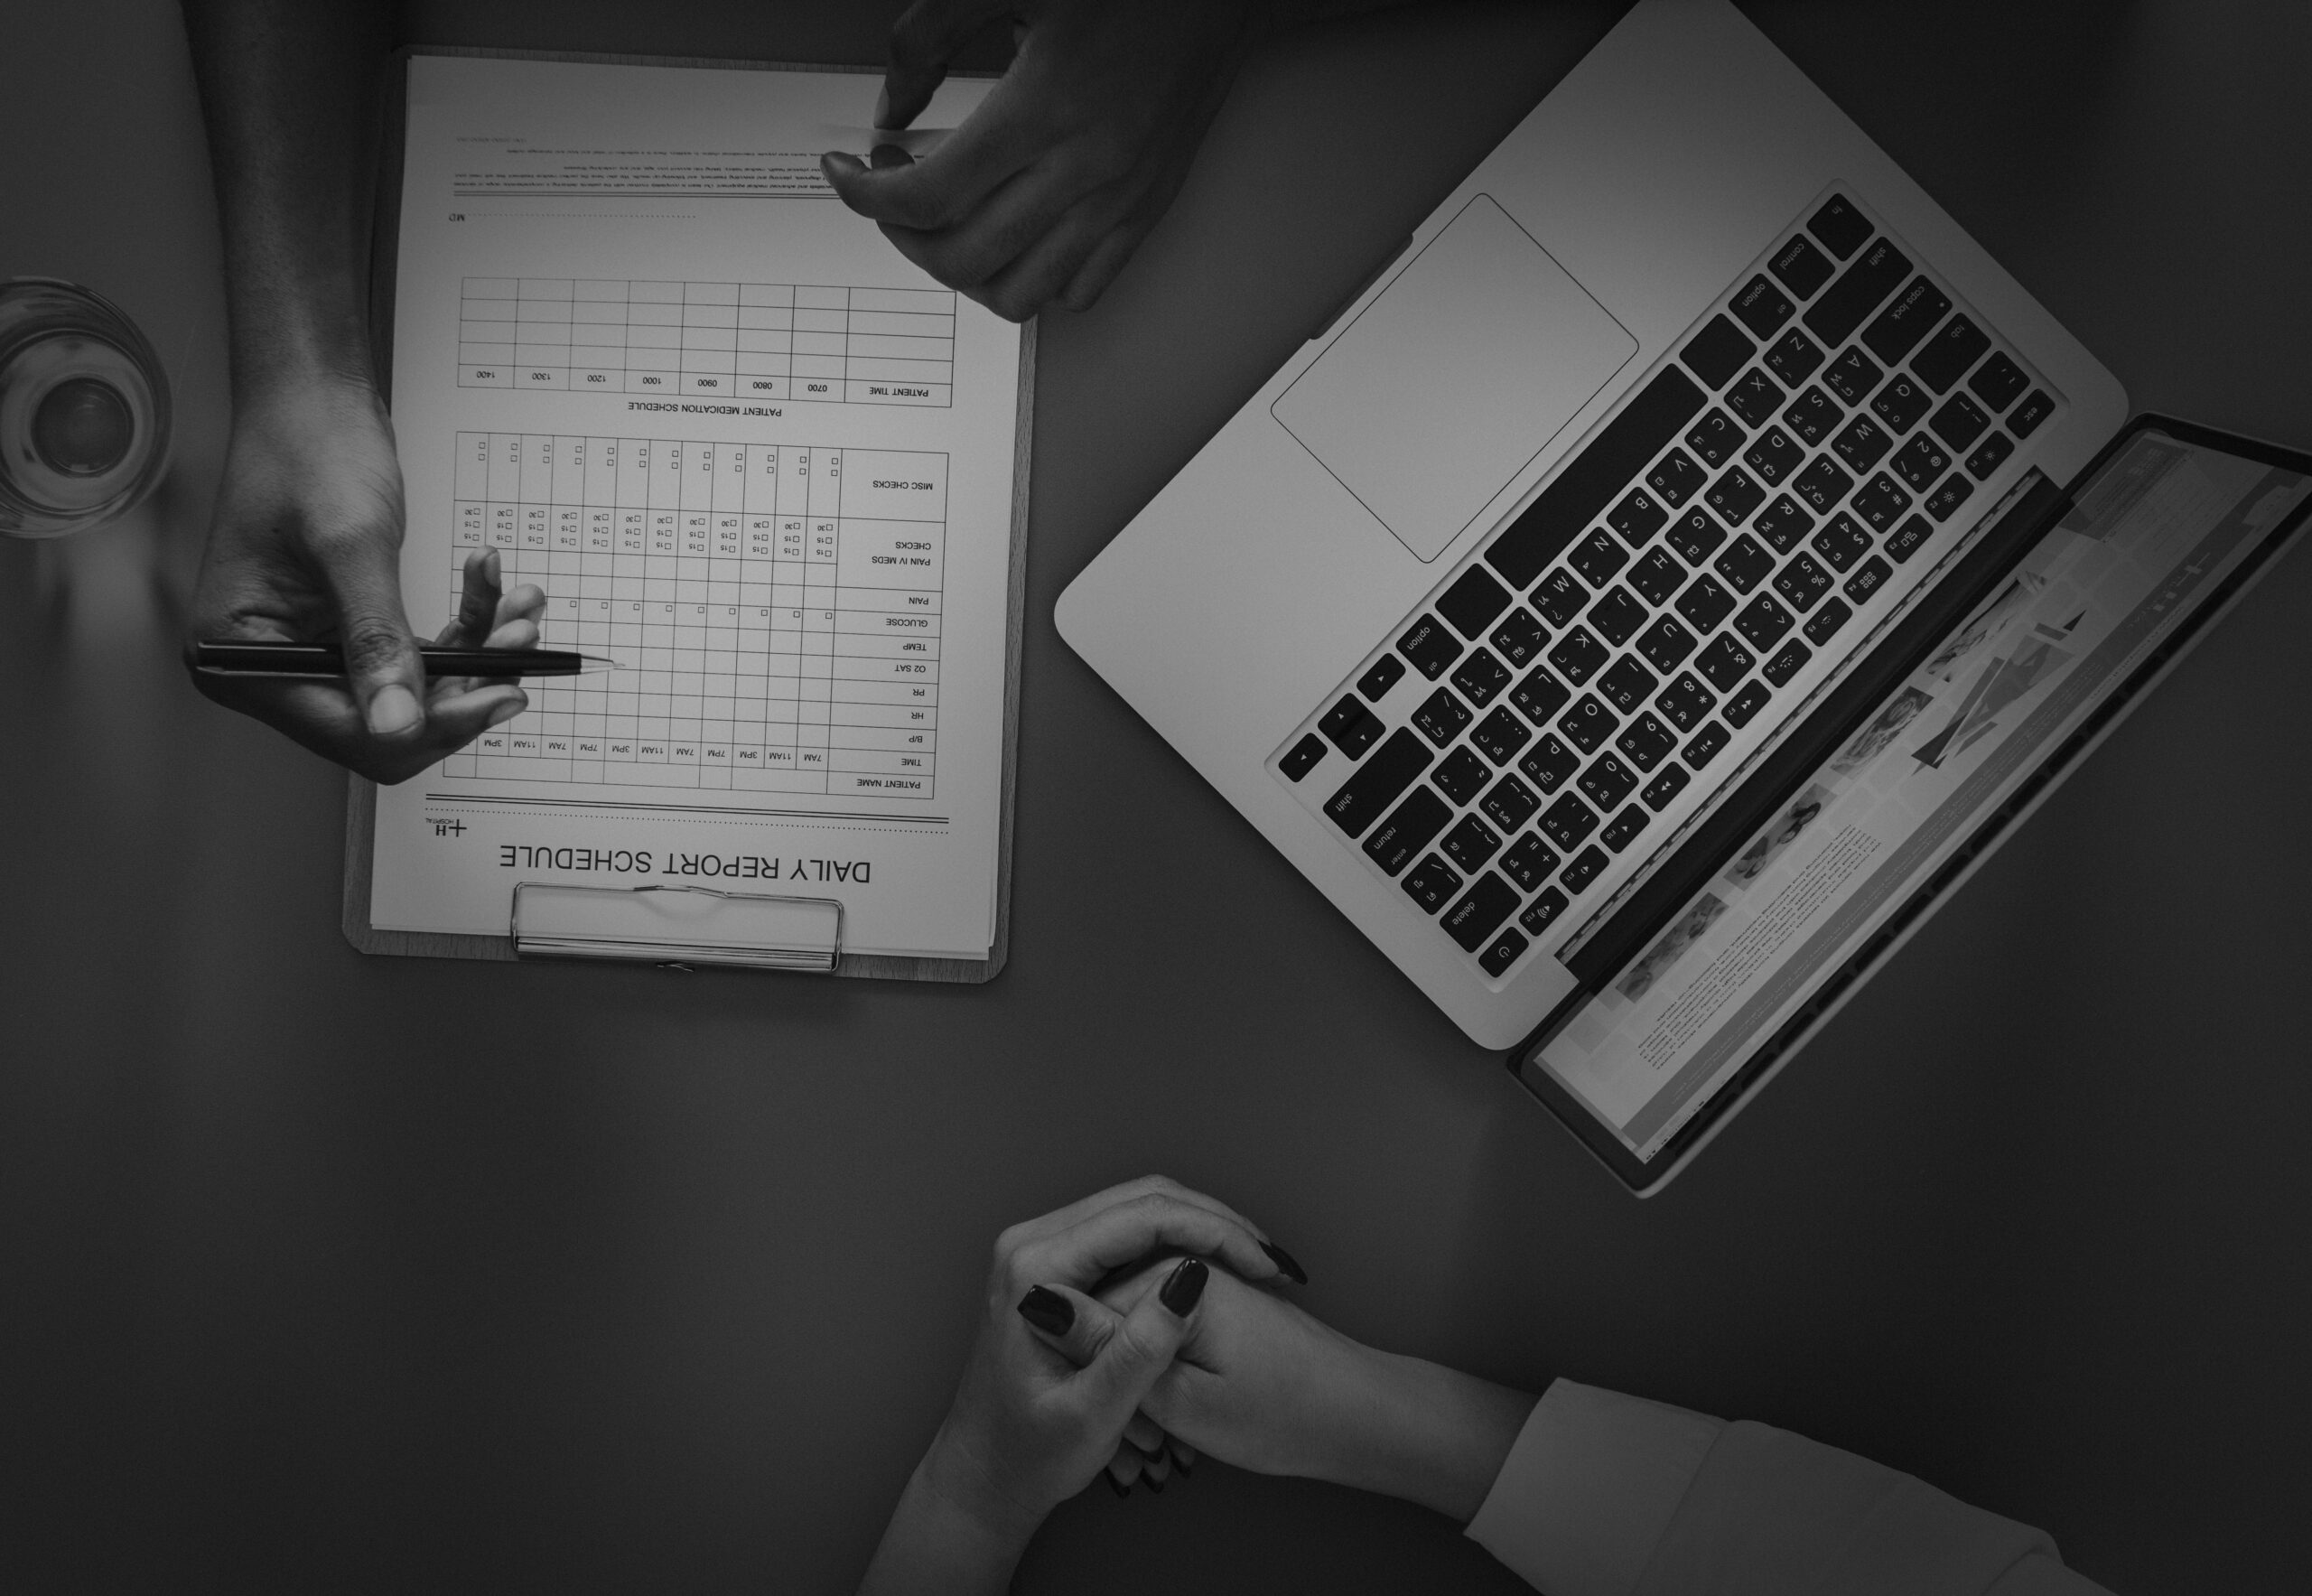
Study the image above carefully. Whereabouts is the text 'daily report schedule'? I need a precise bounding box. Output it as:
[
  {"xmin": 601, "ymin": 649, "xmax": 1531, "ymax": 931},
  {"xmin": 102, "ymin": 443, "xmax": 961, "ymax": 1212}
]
[
  {"xmin": 457, "ymin": 278, "xmax": 956, "ymax": 406},
  {"xmin": 444, "ymin": 432, "xmax": 946, "ymax": 797}
]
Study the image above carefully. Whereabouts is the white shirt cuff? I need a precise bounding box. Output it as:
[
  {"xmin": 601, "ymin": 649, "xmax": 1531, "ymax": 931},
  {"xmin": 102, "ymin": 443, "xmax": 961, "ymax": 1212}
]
[{"xmin": 1466, "ymin": 1378, "xmax": 1722, "ymax": 1596}]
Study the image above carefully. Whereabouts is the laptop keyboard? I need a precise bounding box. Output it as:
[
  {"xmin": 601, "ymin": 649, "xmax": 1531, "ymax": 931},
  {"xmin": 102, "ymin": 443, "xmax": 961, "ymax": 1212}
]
[{"xmin": 1274, "ymin": 190, "xmax": 2060, "ymax": 983}]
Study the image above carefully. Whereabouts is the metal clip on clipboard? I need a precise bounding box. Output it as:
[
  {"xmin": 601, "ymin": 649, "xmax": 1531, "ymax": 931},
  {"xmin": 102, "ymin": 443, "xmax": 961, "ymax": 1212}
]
[{"xmin": 510, "ymin": 883, "xmax": 844, "ymax": 973}]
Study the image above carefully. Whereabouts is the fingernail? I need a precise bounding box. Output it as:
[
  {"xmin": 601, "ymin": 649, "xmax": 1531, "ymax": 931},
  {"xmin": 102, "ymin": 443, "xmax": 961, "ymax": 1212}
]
[
  {"xmin": 1160, "ymin": 1257, "xmax": 1207, "ymax": 1317},
  {"xmin": 821, "ymin": 151, "xmax": 863, "ymax": 180},
  {"xmin": 1174, "ymin": 1451, "xmax": 1196, "ymax": 1476},
  {"xmin": 1143, "ymin": 1472, "xmax": 1165, "ymax": 1495},
  {"xmin": 872, "ymin": 86, "xmax": 891, "ymax": 127},
  {"xmin": 367, "ymin": 684, "xmax": 421, "ymax": 736},
  {"xmin": 1016, "ymin": 1285, "xmax": 1073, "ymax": 1337},
  {"xmin": 1260, "ymin": 1241, "xmax": 1309, "ymax": 1285},
  {"xmin": 486, "ymin": 696, "xmax": 525, "ymax": 729},
  {"xmin": 1105, "ymin": 1473, "xmax": 1131, "ymax": 1499}
]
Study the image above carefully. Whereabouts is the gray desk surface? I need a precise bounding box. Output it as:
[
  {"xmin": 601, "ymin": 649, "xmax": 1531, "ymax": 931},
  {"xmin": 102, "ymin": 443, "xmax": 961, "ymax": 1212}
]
[{"xmin": 4, "ymin": 2, "xmax": 2307, "ymax": 1590}]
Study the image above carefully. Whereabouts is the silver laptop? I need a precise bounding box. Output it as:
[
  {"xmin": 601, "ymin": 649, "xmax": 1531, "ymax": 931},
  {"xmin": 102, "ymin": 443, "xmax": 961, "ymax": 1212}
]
[{"xmin": 1058, "ymin": 0, "xmax": 2124, "ymax": 1051}]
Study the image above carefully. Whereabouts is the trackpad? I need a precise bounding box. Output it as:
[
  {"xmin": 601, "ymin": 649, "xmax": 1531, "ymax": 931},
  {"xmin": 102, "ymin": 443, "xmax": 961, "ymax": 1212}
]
[{"xmin": 1273, "ymin": 195, "xmax": 1636, "ymax": 562}]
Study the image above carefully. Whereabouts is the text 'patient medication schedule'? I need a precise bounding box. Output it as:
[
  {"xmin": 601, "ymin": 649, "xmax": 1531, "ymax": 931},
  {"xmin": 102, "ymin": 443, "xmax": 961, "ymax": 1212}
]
[{"xmin": 369, "ymin": 56, "xmax": 1024, "ymax": 965}]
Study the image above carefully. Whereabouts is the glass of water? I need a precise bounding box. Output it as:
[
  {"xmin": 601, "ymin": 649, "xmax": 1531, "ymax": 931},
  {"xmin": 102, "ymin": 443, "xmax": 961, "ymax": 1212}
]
[{"xmin": 0, "ymin": 277, "xmax": 172, "ymax": 538}]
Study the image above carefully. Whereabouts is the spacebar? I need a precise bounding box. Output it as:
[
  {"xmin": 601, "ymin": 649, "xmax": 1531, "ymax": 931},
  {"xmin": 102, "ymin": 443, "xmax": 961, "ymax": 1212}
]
[{"xmin": 1484, "ymin": 366, "xmax": 1707, "ymax": 589}]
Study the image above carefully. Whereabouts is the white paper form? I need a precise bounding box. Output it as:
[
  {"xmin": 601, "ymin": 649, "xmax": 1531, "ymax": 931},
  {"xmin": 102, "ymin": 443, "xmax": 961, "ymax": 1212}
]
[{"xmin": 369, "ymin": 56, "xmax": 1021, "ymax": 962}]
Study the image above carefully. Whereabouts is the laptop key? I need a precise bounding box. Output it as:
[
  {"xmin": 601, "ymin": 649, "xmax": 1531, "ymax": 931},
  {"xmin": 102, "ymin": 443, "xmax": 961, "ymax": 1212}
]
[
  {"xmin": 1802, "ymin": 595, "xmax": 1854, "ymax": 645},
  {"xmin": 1752, "ymin": 494, "xmax": 1815, "ymax": 554},
  {"xmin": 1722, "ymin": 679, "xmax": 1772, "ymax": 727},
  {"xmin": 1712, "ymin": 532, "xmax": 1776, "ymax": 594},
  {"xmin": 1357, "ymin": 652, "xmax": 1407, "ymax": 701},
  {"xmin": 1481, "ymin": 773, "xmax": 1542, "ymax": 833},
  {"xmin": 1608, "ymin": 488, "xmax": 1669, "ymax": 546},
  {"xmin": 1705, "ymin": 465, "xmax": 1767, "ymax": 525},
  {"xmin": 1673, "ymin": 573, "xmax": 1737, "ymax": 632},
  {"xmin": 1628, "ymin": 547, "xmax": 1687, "ymax": 607},
  {"xmin": 1450, "ymin": 647, "xmax": 1513, "ymax": 707},
  {"xmin": 1860, "ymin": 276, "xmax": 1952, "ymax": 367},
  {"xmin": 1282, "ymin": 733, "xmax": 1328, "ymax": 781},
  {"xmin": 1559, "ymin": 845, "xmax": 1609, "ymax": 894},
  {"xmin": 1912, "ymin": 313, "xmax": 1991, "ymax": 393},
  {"xmin": 1633, "ymin": 612, "xmax": 1698, "ymax": 674},
  {"xmin": 1519, "ymin": 886, "xmax": 1571, "ymax": 937},
  {"xmin": 1969, "ymin": 352, "xmax": 2030, "ymax": 413},
  {"xmin": 1770, "ymin": 232, "xmax": 1836, "ymax": 296},
  {"xmin": 1589, "ymin": 587, "xmax": 1648, "ymax": 649},
  {"xmin": 1765, "ymin": 328, "xmax": 1827, "ymax": 387},
  {"xmin": 1509, "ymin": 665, "xmax": 1572, "ymax": 726},
  {"xmin": 1557, "ymin": 694, "xmax": 1619, "ymax": 754},
  {"xmin": 1743, "ymin": 425, "xmax": 1806, "ymax": 485},
  {"xmin": 1684, "ymin": 410, "xmax": 1746, "ymax": 470},
  {"xmin": 1568, "ymin": 527, "xmax": 1631, "ymax": 586},
  {"xmin": 1478, "ymin": 926, "xmax": 1530, "ymax": 978},
  {"xmin": 1663, "ymin": 507, "xmax": 1729, "ymax": 565},
  {"xmin": 1319, "ymin": 695, "xmax": 1383, "ymax": 757},
  {"xmin": 2008, "ymin": 389, "xmax": 2055, "ymax": 438},
  {"xmin": 1804, "ymin": 238, "xmax": 1911, "ymax": 347},
  {"xmin": 1792, "ymin": 456, "xmax": 1855, "ymax": 513},
  {"xmin": 1966, "ymin": 431, "xmax": 2015, "ymax": 479},
  {"xmin": 1412, "ymin": 686, "xmax": 1473, "ymax": 746},
  {"xmin": 1433, "ymin": 746, "xmax": 1491, "ymax": 805},
  {"xmin": 1437, "ymin": 565, "xmax": 1513, "ymax": 638},
  {"xmin": 1843, "ymin": 555, "xmax": 1894, "ymax": 604},
  {"xmin": 1683, "ymin": 721, "xmax": 1732, "ymax": 769},
  {"xmin": 1517, "ymin": 733, "xmax": 1581, "ymax": 793},
  {"xmin": 1530, "ymin": 568, "xmax": 1590, "ymax": 628},
  {"xmin": 1883, "ymin": 514, "xmax": 1931, "ymax": 563},
  {"xmin": 1773, "ymin": 549, "xmax": 1835, "ymax": 611},
  {"xmin": 1499, "ymin": 833, "xmax": 1561, "ymax": 892},
  {"xmin": 1470, "ymin": 706, "xmax": 1533, "ymax": 766},
  {"xmin": 1681, "ymin": 314, "xmax": 1756, "ymax": 390},
  {"xmin": 1655, "ymin": 671, "xmax": 1717, "ymax": 733},
  {"xmin": 1822, "ymin": 349, "xmax": 1884, "ymax": 407},
  {"xmin": 1851, "ymin": 472, "xmax": 1913, "ymax": 531},
  {"xmin": 1870, "ymin": 372, "xmax": 1933, "ymax": 434},
  {"xmin": 1441, "ymin": 812, "xmax": 1503, "ymax": 873},
  {"xmin": 1925, "ymin": 474, "xmax": 1975, "ymax": 521},
  {"xmin": 1397, "ymin": 614, "xmax": 1462, "ymax": 679},
  {"xmin": 1809, "ymin": 514, "xmax": 1871, "ymax": 573},
  {"xmin": 1615, "ymin": 711, "xmax": 1678, "ymax": 772},
  {"xmin": 1647, "ymin": 448, "xmax": 1709, "ymax": 508},
  {"xmin": 1578, "ymin": 751, "xmax": 1640, "ymax": 810},
  {"xmin": 1642, "ymin": 762, "xmax": 1692, "ymax": 811},
  {"xmin": 1599, "ymin": 804, "xmax": 1650, "ymax": 854},
  {"xmin": 1401, "ymin": 853, "xmax": 1462, "ymax": 914},
  {"xmin": 1732, "ymin": 592, "xmax": 1795, "ymax": 650},
  {"xmin": 1760, "ymin": 638, "xmax": 1811, "ymax": 686},
  {"xmin": 1324, "ymin": 727, "xmax": 1432, "ymax": 837},
  {"xmin": 1693, "ymin": 634, "xmax": 1756, "ymax": 693},
  {"xmin": 1364, "ymin": 787, "xmax": 1453, "ymax": 876},
  {"xmin": 1806, "ymin": 194, "xmax": 1873, "ymax": 259},
  {"xmin": 1890, "ymin": 434, "xmax": 1952, "ymax": 491},
  {"xmin": 1731, "ymin": 274, "xmax": 1797, "ymax": 339},
  {"xmin": 1487, "ymin": 608, "xmax": 1547, "ymax": 668},
  {"xmin": 1441, "ymin": 873, "xmax": 1516, "ymax": 956},
  {"xmin": 1929, "ymin": 392, "xmax": 1990, "ymax": 452},
  {"xmin": 1726, "ymin": 367, "xmax": 1785, "ymax": 429},
  {"xmin": 1539, "ymin": 791, "xmax": 1601, "ymax": 851},
  {"xmin": 1783, "ymin": 386, "xmax": 1842, "ymax": 446},
  {"xmin": 1831, "ymin": 414, "xmax": 1893, "ymax": 473},
  {"xmin": 1598, "ymin": 656, "xmax": 1659, "ymax": 714},
  {"xmin": 1546, "ymin": 625, "xmax": 1611, "ymax": 686}
]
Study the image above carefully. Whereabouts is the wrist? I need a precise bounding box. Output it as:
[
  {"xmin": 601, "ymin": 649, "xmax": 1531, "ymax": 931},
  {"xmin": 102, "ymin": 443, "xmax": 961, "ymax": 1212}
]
[
  {"xmin": 915, "ymin": 1426, "xmax": 1048, "ymax": 1551},
  {"xmin": 1329, "ymin": 1342, "xmax": 1539, "ymax": 1523}
]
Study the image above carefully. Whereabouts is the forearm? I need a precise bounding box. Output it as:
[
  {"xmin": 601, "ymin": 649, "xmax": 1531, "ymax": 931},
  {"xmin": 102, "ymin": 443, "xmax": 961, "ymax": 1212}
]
[
  {"xmin": 180, "ymin": 0, "xmax": 396, "ymax": 395},
  {"xmin": 1331, "ymin": 1346, "xmax": 1539, "ymax": 1522},
  {"xmin": 858, "ymin": 1433, "xmax": 1043, "ymax": 1596}
]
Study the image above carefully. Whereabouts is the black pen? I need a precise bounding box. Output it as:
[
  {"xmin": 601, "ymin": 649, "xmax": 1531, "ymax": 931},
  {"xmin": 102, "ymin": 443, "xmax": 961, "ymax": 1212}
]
[{"xmin": 191, "ymin": 640, "xmax": 620, "ymax": 677}]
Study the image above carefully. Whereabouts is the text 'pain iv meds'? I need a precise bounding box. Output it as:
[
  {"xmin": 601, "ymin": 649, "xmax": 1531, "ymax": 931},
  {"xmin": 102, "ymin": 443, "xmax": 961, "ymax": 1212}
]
[{"xmin": 0, "ymin": 278, "xmax": 172, "ymax": 538}]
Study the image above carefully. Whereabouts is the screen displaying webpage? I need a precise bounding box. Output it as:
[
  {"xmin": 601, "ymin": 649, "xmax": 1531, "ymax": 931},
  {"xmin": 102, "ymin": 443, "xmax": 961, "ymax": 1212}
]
[{"xmin": 1531, "ymin": 431, "xmax": 2310, "ymax": 1162}]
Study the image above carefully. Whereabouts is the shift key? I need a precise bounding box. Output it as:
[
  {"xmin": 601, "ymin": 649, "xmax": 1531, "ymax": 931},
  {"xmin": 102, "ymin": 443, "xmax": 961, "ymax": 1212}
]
[{"xmin": 1324, "ymin": 727, "xmax": 1434, "ymax": 839}]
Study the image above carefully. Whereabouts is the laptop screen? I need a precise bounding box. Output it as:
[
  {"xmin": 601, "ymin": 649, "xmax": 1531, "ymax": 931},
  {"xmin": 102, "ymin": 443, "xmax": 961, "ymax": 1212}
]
[{"xmin": 1523, "ymin": 425, "xmax": 2311, "ymax": 1168}]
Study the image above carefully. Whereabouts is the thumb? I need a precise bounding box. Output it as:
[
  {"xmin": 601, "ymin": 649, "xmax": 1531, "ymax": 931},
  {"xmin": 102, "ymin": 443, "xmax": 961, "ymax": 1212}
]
[
  {"xmin": 327, "ymin": 546, "xmax": 426, "ymax": 739},
  {"xmin": 1073, "ymin": 1257, "xmax": 1207, "ymax": 1421},
  {"xmin": 880, "ymin": 0, "xmax": 1008, "ymax": 128}
]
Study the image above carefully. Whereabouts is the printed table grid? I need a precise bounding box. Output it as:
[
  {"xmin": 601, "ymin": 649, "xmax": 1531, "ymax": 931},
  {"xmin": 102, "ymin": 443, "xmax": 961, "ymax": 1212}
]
[
  {"xmin": 441, "ymin": 432, "xmax": 946, "ymax": 797},
  {"xmin": 459, "ymin": 278, "xmax": 956, "ymax": 406}
]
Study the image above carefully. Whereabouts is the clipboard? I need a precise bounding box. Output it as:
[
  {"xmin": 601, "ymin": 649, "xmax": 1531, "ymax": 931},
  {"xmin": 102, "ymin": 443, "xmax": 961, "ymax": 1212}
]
[{"xmin": 342, "ymin": 47, "xmax": 1031, "ymax": 984}]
